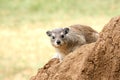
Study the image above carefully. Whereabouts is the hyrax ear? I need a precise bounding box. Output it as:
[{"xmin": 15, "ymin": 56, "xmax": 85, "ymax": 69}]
[
  {"xmin": 46, "ymin": 31, "xmax": 52, "ymax": 36},
  {"xmin": 64, "ymin": 28, "xmax": 69, "ymax": 34}
]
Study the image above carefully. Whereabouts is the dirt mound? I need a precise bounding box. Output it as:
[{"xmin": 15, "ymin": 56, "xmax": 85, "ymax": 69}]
[{"xmin": 30, "ymin": 16, "xmax": 120, "ymax": 80}]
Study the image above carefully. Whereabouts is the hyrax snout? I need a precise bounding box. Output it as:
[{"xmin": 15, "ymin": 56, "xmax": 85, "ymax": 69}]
[{"xmin": 46, "ymin": 24, "xmax": 99, "ymax": 61}]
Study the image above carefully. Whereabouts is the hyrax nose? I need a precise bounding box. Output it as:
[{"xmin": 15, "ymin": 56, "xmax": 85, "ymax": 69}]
[{"xmin": 56, "ymin": 40, "xmax": 61, "ymax": 45}]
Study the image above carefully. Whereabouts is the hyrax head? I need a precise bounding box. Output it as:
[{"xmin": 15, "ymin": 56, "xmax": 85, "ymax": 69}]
[{"xmin": 46, "ymin": 27, "xmax": 69, "ymax": 48}]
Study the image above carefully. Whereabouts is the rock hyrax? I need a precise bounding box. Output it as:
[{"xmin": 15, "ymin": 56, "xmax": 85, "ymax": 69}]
[{"xmin": 46, "ymin": 24, "xmax": 99, "ymax": 61}]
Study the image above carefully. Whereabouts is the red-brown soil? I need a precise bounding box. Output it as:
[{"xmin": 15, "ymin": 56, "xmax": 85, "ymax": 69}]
[{"xmin": 31, "ymin": 16, "xmax": 120, "ymax": 80}]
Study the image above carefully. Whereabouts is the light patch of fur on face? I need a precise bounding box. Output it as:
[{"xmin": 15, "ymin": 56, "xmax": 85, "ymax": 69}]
[
  {"xmin": 51, "ymin": 33, "xmax": 55, "ymax": 38},
  {"xmin": 60, "ymin": 32, "xmax": 64, "ymax": 35}
]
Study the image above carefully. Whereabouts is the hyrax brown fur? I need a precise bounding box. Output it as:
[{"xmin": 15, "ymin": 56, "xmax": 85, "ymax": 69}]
[{"xmin": 46, "ymin": 24, "xmax": 99, "ymax": 61}]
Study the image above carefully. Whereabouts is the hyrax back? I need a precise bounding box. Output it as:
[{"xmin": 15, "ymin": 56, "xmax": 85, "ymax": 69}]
[
  {"xmin": 46, "ymin": 24, "xmax": 99, "ymax": 60},
  {"xmin": 69, "ymin": 24, "xmax": 99, "ymax": 43}
]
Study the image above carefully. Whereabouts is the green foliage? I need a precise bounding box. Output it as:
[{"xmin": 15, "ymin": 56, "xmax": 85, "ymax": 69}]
[
  {"xmin": 0, "ymin": 0, "xmax": 120, "ymax": 18},
  {"xmin": 0, "ymin": 0, "xmax": 120, "ymax": 27}
]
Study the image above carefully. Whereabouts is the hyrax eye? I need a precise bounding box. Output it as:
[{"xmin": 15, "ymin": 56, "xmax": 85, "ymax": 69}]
[
  {"xmin": 61, "ymin": 35, "xmax": 64, "ymax": 38},
  {"xmin": 52, "ymin": 36, "xmax": 55, "ymax": 39}
]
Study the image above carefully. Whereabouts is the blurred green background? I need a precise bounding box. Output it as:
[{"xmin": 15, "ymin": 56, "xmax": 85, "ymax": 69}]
[{"xmin": 0, "ymin": 0, "xmax": 120, "ymax": 80}]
